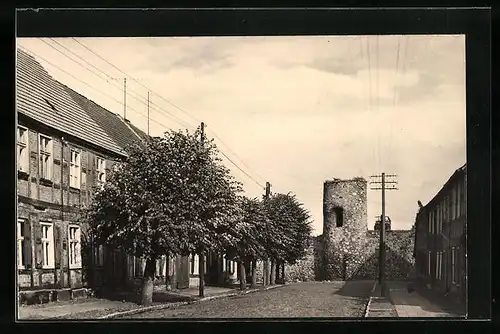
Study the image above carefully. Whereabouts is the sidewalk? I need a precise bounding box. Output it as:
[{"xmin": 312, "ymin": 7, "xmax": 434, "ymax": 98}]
[
  {"xmin": 18, "ymin": 284, "xmax": 284, "ymax": 320},
  {"xmin": 18, "ymin": 285, "xmax": 237, "ymax": 320},
  {"xmin": 386, "ymin": 281, "xmax": 464, "ymax": 318},
  {"xmin": 364, "ymin": 282, "xmax": 398, "ymax": 318}
]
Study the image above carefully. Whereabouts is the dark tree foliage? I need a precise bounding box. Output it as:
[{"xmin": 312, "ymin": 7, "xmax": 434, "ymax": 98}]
[{"xmin": 84, "ymin": 127, "xmax": 242, "ymax": 304}]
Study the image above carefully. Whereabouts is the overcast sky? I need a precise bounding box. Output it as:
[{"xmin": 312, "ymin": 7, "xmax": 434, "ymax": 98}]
[{"xmin": 17, "ymin": 35, "xmax": 466, "ymax": 235}]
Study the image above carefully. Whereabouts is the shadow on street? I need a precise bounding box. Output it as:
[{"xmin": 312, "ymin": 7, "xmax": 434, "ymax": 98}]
[{"xmin": 332, "ymin": 280, "xmax": 375, "ymax": 299}]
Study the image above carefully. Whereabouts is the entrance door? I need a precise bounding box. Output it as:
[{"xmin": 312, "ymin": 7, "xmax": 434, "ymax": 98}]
[{"xmin": 177, "ymin": 255, "xmax": 190, "ymax": 289}]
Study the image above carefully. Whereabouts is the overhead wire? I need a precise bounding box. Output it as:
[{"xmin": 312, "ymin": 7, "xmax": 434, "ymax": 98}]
[
  {"xmin": 42, "ymin": 38, "xmax": 195, "ymax": 131},
  {"xmin": 72, "ymin": 37, "xmax": 203, "ymax": 125},
  {"xmin": 18, "ymin": 45, "xmax": 174, "ymax": 132},
  {"xmin": 70, "ymin": 37, "xmax": 266, "ymax": 189},
  {"xmin": 387, "ymin": 35, "xmax": 403, "ymax": 170},
  {"xmin": 365, "ymin": 36, "xmax": 376, "ymax": 172}
]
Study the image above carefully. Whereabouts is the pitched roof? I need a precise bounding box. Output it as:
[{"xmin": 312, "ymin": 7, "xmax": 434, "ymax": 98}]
[
  {"xmin": 16, "ymin": 48, "xmax": 149, "ymax": 156},
  {"xmin": 62, "ymin": 84, "xmax": 148, "ymax": 152}
]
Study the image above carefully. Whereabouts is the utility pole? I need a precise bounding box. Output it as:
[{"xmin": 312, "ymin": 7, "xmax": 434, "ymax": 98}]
[
  {"xmin": 198, "ymin": 121, "xmax": 205, "ymax": 298},
  {"xmin": 123, "ymin": 78, "xmax": 127, "ymax": 120},
  {"xmin": 264, "ymin": 182, "xmax": 271, "ymax": 286},
  {"xmin": 370, "ymin": 173, "xmax": 398, "ymax": 297},
  {"xmin": 147, "ymin": 91, "xmax": 150, "ymax": 136}
]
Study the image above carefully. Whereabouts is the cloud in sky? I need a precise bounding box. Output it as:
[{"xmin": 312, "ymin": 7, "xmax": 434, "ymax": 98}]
[{"xmin": 17, "ymin": 35, "xmax": 466, "ymax": 235}]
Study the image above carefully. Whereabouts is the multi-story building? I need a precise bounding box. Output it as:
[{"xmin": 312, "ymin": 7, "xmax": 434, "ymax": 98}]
[
  {"xmin": 414, "ymin": 163, "xmax": 466, "ymax": 303},
  {"xmin": 16, "ymin": 49, "xmax": 194, "ymax": 303}
]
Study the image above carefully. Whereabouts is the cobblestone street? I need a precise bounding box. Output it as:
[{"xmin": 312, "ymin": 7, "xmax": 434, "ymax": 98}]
[{"xmin": 119, "ymin": 281, "xmax": 374, "ymax": 319}]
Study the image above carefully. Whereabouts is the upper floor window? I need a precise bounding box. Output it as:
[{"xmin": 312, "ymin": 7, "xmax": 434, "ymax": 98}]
[
  {"xmin": 96, "ymin": 157, "xmax": 106, "ymax": 183},
  {"xmin": 17, "ymin": 126, "xmax": 29, "ymax": 172},
  {"xmin": 40, "ymin": 222, "xmax": 54, "ymax": 269},
  {"xmin": 68, "ymin": 225, "xmax": 82, "ymax": 269},
  {"xmin": 39, "ymin": 134, "xmax": 53, "ymax": 180},
  {"xmin": 70, "ymin": 150, "xmax": 81, "ymax": 189}
]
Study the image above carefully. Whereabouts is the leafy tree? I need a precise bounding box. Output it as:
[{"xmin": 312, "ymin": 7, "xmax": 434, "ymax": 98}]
[
  {"xmin": 225, "ymin": 196, "xmax": 268, "ymax": 289},
  {"xmin": 85, "ymin": 127, "xmax": 242, "ymax": 305},
  {"xmin": 263, "ymin": 192, "xmax": 313, "ymax": 284}
]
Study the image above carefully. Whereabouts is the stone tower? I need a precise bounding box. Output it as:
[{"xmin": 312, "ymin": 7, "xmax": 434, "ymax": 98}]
[{"xmin": 322, "ymin": 177, "xmax": 368, "ymax": 280}]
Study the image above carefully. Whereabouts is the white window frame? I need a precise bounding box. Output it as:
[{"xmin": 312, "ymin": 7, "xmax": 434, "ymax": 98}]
[
  {"xmin": 94, "ymin": 244, "xmax": 104, "ymax": 266},
  {"xmin": 436, "ymin": 251, "xmax": 443, "ymax": 280},
  {"xmin": 38, "ymin": 134, "xmax": 53, "ymax": 180},
  {"xmin": 17, "ymin": 219, "xmax": 26, "ymax": 269},
  {"xmin": 40, "ymin": 222, "xmax": 54, "ymax": 269},
  {"xmin": 451, "ymin": 247, "xmax": 456, "ymax": 284},
  {"xmin": 68, "ymin": 225, "xmax": 82, "ymax": 269},
  {"xmin": 17, "ymin": 126, "xmax": 29, "ymax": 172},
  {"xmin": 428, "ymin": 251, "xmax": 432, "ymax": 276},
  {"xmin": 70, "ymin": 149, "xmax": 81, "ymax": 189},
  {"xmin": 96, "ymin": 157, "xmax": 106, "ymax": 183}
]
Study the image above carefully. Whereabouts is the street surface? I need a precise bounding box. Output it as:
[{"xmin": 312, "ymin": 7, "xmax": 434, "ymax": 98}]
[{"xmin": 121, "ymin": 281, "xmax": 374, "ymax": 318}]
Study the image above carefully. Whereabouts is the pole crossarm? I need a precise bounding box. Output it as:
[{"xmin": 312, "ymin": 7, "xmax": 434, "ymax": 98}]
[{"xmin": 369, "ymin": 172, "xmax": 398, "ymax": 297}]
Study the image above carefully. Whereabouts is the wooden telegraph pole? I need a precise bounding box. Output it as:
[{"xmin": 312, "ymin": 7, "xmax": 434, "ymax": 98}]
[
  {"xmin": 263, "ymin": 182, "xmax": 271, "ymax": 286},
  {"xmin": 198, "ymin": 122, "xmax": 206, "ymax": 298},
  {"xmin": 370, "ymin": 173, "xmax": 398, "ymax": 297}
]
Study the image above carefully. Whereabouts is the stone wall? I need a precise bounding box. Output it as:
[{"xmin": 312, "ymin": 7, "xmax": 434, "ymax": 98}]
[{"xmin": 322, "ymin": 178, "xmax": 368, "ymax": 280}]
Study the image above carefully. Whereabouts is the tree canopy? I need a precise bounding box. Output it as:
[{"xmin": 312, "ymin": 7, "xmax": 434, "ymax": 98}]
[{"xmin": 85, "ymin": 127, "xmax": 242, "ymax": 261}]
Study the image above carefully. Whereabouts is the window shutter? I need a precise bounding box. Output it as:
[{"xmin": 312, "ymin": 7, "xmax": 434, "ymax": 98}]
[
  {"xmin": 34, "ymin": 222, "xmax": 43, "ymax": 268},
  {"xmin": 54, "ymin": 225, "xmax": 61, "ymax": 269},
  {"xmin": 23, "ymin": 220, "xmax": 32, "ymax": 268}
]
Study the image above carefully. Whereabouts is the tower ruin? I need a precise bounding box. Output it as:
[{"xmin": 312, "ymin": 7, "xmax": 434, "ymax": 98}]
[{"xmin": 322, "ymin": 177, "xmax": 368, "ymax": 280}]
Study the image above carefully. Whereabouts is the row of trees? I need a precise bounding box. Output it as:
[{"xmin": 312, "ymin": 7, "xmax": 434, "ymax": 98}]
[{"xmin": 84, "ymin": 127, "xmax": 312, "ymax": 305}]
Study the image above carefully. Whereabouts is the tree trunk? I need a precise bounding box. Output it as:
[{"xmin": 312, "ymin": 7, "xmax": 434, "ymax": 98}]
[
  {"xmin": 239, "ymin": 260, "xmax": 247, "ymax": 290},
  {"xmin": 282, "ymin": 262, "xmax": 286, "ymax": 284},
  {"xmin": 199, "ymin": 251, "xmax": 205, "ymax": 298},
  {"xmin": 140, "ymin": 257, "xmax": 156, "ymax": 306},
  {"xmin": 251, "ymin": 259, "xmax": 257, "ymax": 288},
  {"xmin": 263, "ymin": 258, "xmax": 268, "ymax": 286},
  {"xmin": 165, "ymin": 252, "xmax": 171, "ymax": 290},
  {"xmin": 270, "ymin": 259, "xmax": 276, "ymax": 285}
]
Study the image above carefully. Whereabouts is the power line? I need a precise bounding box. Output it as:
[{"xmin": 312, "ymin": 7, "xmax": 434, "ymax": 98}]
[
  {"xmin": 42, "ymin": 38, "xmax": 193, "ymax": 130},
  {"xmin": 72, "ymin": 38, "xmax": 203, "ymax": 124},
  {"xmin": 70, "ymin": 38, "xmax": 266, "ymax": 187},
  {"xmin": 387, "ymin": 36, "xmax": 402, "ymax": 170},
  {"xmin": 207, "ymin": 128, "xmax": 266, "ymax": 184},
  {"xmin": 365, "ymin": 36, "xmax": 376, "ymax": 171},
  {"xmin": 25, "ymin": 40, "xmax": 267, "ymax": 189},
  {"xmin": 218, "ymin": 150, "xmax": 265, "ymax": 189},
  {"xmin": 18, "ymin": 46, "xmax": 173, "ymax": 132}
]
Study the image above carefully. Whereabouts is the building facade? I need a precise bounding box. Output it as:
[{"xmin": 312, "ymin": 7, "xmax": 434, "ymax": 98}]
[
  {"xmin": 16, "ymin": 49, "xmax": 193, "ymax": 303},
  {"xmin": 414, "ymin": 164, "xmax": 466, "ymax": 302}
]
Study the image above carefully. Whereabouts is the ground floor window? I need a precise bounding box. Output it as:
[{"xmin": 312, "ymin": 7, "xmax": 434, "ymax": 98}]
[
  {"xmin": 40, "ymin": 222, "xmax": 55, "ymax": 269},
  {"xmin": 435, "ymin": 251, "xmax": 443, "ymax": 280},
  {"xmin": 17, "ymin": 219, "xmax": 27, "ymax": 268},
  {"xmin": 68, "ymin": 225, "xmax": 82, "ymax": 269},
  {"xmin": 428, "ymin": 251, "xmax": 432, "ymax": 276},
  {"xmin": 94, "ymin": 244, "xmax": 104, "ymax": 266}
]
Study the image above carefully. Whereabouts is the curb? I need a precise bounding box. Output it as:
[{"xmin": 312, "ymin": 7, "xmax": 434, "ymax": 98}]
[{"xmin": 99, "ymin": 284, "xmax": 286, "ymax": 319}]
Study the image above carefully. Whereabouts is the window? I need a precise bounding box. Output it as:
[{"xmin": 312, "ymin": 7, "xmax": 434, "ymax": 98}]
[
  {"xmin": 134, "ymin": 256, "xmax": 143, "ymax": 277},
  {"xmin": 40, "ymin": 222, "xmax": 54, "ymax": 269},
  {"xmin": 68, "ymin": 225, "xmax": 81, "ymax": 268},
  {"xmin": 17, "ymin": 219, "xmax": 27, "ymax": 268},
  {"xmin": 96, "ymin": 157, "xmax": 106, "ymax": 183},
  {"xmin": 436, "ymin": 251, "xmax": 443, "ymax": 280},
  {"xmin": 428, "ymin": 251, "xmax": 432, "ymax": 275},
  {"xmin": 190, "ymin": 254, "xmax": 200, "ymax": 275},
  {"xmin": 428, "ymin": 212, "xmax": 432, "ymax": 233},
  {"xmin": 334, "ymin": 207, "xmax": 344, "ymax": 227},
  {"xmin": 70, "ymin": 150, "xmax": 81, "ymax": 189},
  {"xmin": 39, "ymin": 134, "xmax": 53, "ymax": 180},
  {"xmin": 17, "ymin": 126, "xmax": 29, "ymax": 172},
  {"xmin": 94, "ymin": 244, "xmax": 104, "ymax": 266},
  {"xmin": 452, "ymin": 187, "xmax": 457, "ymax": 220},
  {"xmin": 451, "ymin": 247, "xmax": 456, "ymax": 284}
]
